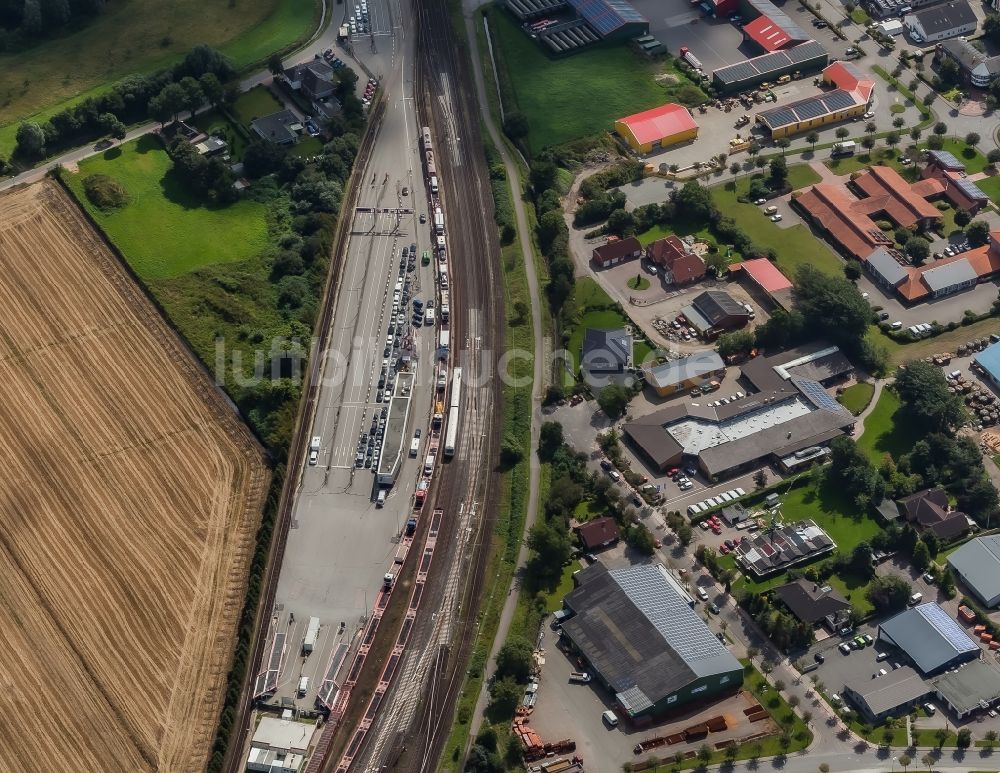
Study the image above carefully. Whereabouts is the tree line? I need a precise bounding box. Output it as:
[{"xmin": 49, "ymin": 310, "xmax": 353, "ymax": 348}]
[
  {"xmin": 0, "ymin": 0, "xmax": 104, "ymax": 47},
  {"xmin": 14, "ymin": 44, "xmax": 235, "ymax": 160}
]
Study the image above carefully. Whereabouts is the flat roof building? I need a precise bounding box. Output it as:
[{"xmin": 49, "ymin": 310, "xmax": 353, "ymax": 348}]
[
  {"xmin": 975, "ymin": 341, "xmax": 1000, "ymax": 388},
  {"xmin": 614, "ymin": 103, "xmax": 698, "ymax": 154},
  {"xmin": 948, "ymin": 535, "xmax": 1000, "ymax": 608},
  {"xmin": 246, "ymin": 716, "xmax": 316, "ymax": 773},
  {"xmin": 376, "ymin": 372, "xmax": 414, "ymax": 486},
  {"xmin": 931, "ymin": 659, "xmax": 1000, "ymax": 719},
  {"xmin": 561, "ymin": 562, "xmax": 743, "ymax": 721},
  {"xmin": 643, "ymin": 351, "xmax": 725, "ymax": 397},
  {"xmin": 713, "ymin": 40, "xmax": 828, "ymax": 93},
  {"xmin": 878, "ymin": 603, "xmax": 980, "ymax": 675},
  {"xmin": 843, "ymin": 666, "xmax": 931, "ymax": 723}
]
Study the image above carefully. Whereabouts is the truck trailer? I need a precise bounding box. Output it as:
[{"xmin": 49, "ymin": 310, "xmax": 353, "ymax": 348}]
[{"xmin": 302, "ymin": 616, "xmax": 320, "ymax": 654}]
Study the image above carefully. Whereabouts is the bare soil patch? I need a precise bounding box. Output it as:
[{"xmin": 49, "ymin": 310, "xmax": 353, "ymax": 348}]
[{"xmin": 0, "ymin": 180, "xmax": 268, "ymax": 772}]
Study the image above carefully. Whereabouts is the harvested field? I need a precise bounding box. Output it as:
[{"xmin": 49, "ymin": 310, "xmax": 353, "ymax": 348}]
[{"xmin": 0, "ymin": 181, "xmax": 269, "ymax": 772}]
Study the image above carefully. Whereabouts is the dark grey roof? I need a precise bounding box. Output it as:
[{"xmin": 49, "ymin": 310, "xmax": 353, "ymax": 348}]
[
  {"xmin": 645, "ymin": 352, "xmax": 724, "ymax": 389},
  {"xmin": 713, "ymin": 40, "xmax": 827, "ymax": 85},
  {"xmin": 562, "ymin": 563, "xmax": 742, "ymax": 716},
  {"xmin": 878, "ymin": 603, "xmax": 979, "ymax": 674},
  {"xmin": 874, "ymin": 497, "xmax": 902, "ymax": 521},
  {"xmin": 922, "ymin": 258, "xmax": 977, "ymax": 292},
  {"xmin": 740, "ymin": 342, "xmax": 842, "ymax": 393},
  {"xmin": 786, "ymin": 352, "xmax": 854, "ymax": 384},
  {"xmin": 745, "ymin": 0, "xmax": 809, "ymax": 41},
  {"xmin": 948, "ymin": 536, "xmax": 1000, "ymax": 604},
  {"xmin": 758, "ymin": 88, "xmax": 864, "ymax": 130},
  {"xmin": 845, "ymin": 666, "xmax": 930, "ymax": 717},
  {"xmin": 931, "ymin": 659, "xmax": 1000, "ymax": 714},
  {"xmin": 692, "ymin": 290, "xmax": 749, "ymax": 326},
  {"xmin": 250, "ymin": 110, "xmax": 300, "ymax": 143},
  {"xmin": 774, "ymin": 579, "xmax": 849, "ymax": 624},
  {"xmin": 938, "ymin": 38, "xmax": 1000, "ymax": 78},
  {"xmin": 624, "ymin": 420, "xmax": 684, "ymax": 468},
  {"xmin": 908, "ymin": 1, "xmax": 977, "ymax": 34},
  {"xmin": 582, "ymin": 328, "xmax": 632, "ymax": 372},
  {"xmin": 733, "ymin": 520, "xmax": 837, "ymax": 576},
  {"xmin": 866, "ymin": 247, "xmax": 910, "ymax": 286}
]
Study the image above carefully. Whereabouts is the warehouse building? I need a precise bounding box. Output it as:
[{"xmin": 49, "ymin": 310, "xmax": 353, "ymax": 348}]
[
  {"xmin": 931, "ymin": 659, "xmax": 1000, "ymax": 719},
  {"xmin": 936, "ymin": 38, "xmax": 1000, "ymax": 87},
  {"xmin": 730, "ymin": 257, "xmax": 793, "ymax": 309},
  {"xmin": 878, "ymin": 603, "xmax": 980, "ymax": 676},
  {"xmin": 561, "ymin": 562, "xmax": 744, "ymax": 721},
  {"xmin": 504, "ymin": 0, "xmax": 647, "ymax": 54},
  {"xmin": 713, "ymin": 40, "xmax": 828, "ymax": 93},
  {"xmin": 756, "ymin": 61, "xmax": 874, "ymax": 138},
  {"xmin": 246, "ymin": 716, "xmax": 316, "ymax": 773},
  {"xmin": 904, "ymin": 1, "xmax": 977, "ymax": 43},
  {"xmin": 614, "ymin": 103, "xmax": 698, "ymax": 154},
  {"xmin": 948, "ymin": 535, "xmax": 1000, "ymax": 608},
  {"xmin": 975, "ymin": 341, "xmax": 1000, "ymax": 388}
]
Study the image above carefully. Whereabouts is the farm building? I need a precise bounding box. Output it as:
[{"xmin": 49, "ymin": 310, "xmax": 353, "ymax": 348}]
[
  {"xmin": 878, "ymin": 603, "xmax": 980, "ymax": 675},
  {"xmin": 975, "ymin": 341, "xmax": 1000, "ymax": 387},
  {"xmin": 948, "ymin": 535, "xmax": 1000, "ymax": 608},
  {"xmin": 561, "ymin": 562, "xmax": 743, "ymax": 721},
  {"xmin": 614, "ymin": 103, "xmax": 698, "ymax": 154},
  {"xmin": 505, "ymin": 0, "xmax": 648, "ymax": 54},
  {"xmin": 681, "ymin": 290, "xmax": 750, "ymax": 336},
  {"xmin": 756, "ymin": 62, "xmax": 873, "ymax": 138}
]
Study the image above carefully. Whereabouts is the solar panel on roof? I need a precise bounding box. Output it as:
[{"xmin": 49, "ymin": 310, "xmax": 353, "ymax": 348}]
[
  {"xmin": 955, "ymin": 178, "xmax": 988, "ymax": 200},
  {"xmin": 567, "ymin": 0, "xmax": 645, "ymax": 35},
  {"xmin": 792, "ymin": 99, "xmax": 826, "ymax": 121},
  {"xmin": 716, "ymin": 62, "xmax": 758, "ymax": 83},
  {"xmin": 822, "ymin": 89, "xmax": 857, "ymax": 111},
  {"xmin": 794, "ymin": 378, "xmax": 843, "ymax": 412},
  {"xmin": 787, "ymin": 40, "xmax": 826, "ymax": 62},
  {"xmin": 918, "ymin": 604, "xmax": 978, "ymax": 653}
]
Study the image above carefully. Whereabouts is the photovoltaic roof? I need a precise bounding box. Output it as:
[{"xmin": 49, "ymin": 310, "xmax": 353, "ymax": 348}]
[
  {"xmin": 928, "ymin": 149, "xmax": 964, "ymax": 169},
  {"xmin": 954, "ymin": 178, "xmax": 988, "ymax": 201},
  {"xmin": 879, "ymin": 603, "xmax": 978, "ymax": 674},
  {"xmin": 758, "ymin": 88, "xmax": 863, "ymax": 130},
  {"xmin": 793, "ymin": 377, "xmax": 845, "ymax": 413},
  {"xmin": 566, "ymin": 0, "xmax": 646, "ymax": 35},
  {"xmin": 713, "ymin": 40, "xmax": 826, "ymax": 84}
]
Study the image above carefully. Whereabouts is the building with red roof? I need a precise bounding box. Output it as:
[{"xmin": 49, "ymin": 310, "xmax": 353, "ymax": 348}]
[
  {"xmin": 646, "ymin": 236, "xmax": 706, "ymax": 285},
  {"xmin": 614, "ymin": 103, "xmax": 698, "ymax": 154},
  {"xmin": 850, "ymin": 166, "xmax": 941, "ymax": 229},
  {"xmin": 731, "ymin": 258, "xmax": 793, "ymax": 309},
  {"xmin": 742, "ymin": 15, "xmax": 800, "ymax": 51},
  {"xmin": 921, "ymin": 150, "xmax": 990, "ymax": 214},
  {"xmin": 757, "ymin": 61, "xmax": 874, "ymax": 139},
  {"xmin": 592, "ymin": 236, "xmax": 642, "ymax": 268},
  {"xmin": 822, "ymin": 61, "xmax": 875, "ymax": 102}
]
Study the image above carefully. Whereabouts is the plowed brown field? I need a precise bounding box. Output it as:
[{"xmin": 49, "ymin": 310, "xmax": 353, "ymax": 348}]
[{"xmin": 0, "ymin": 181, "xmax": 269, "ymax": 772}]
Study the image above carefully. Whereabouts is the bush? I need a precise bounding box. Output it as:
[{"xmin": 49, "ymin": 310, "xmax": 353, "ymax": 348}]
[{"xmin": 82, "ymin": 174, "xmax": 129, "ymax": 210}]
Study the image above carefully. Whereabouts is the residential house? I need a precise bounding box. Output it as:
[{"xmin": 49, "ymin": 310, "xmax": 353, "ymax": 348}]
[
  {"xmin": 773, "ymin": 578, "xmax": 851, "ymax": 631},
  {"xmin": 899, "ymin": 488, "xmax": 970, "ymax": 540},
  {"xmin": 646, "ymin": 235, "xmax": 706, "ymax": 285},
  {"xmin": 251, "ymin": 110, "xmax": 303, "ymax": 145},
  {"xmin": 284, "ymin": 58, "xmax": 336, "ymax": 101},
  {"xmin": 581, "ymin": 327, "xmax": 633, "ymax": 384},
  {"xmin": 904, "ymin": 1, "xmax": 977, "ymax": 43},
  {"xmin": 574, "ymin": 517, "xmax": 621, "ymax": 552},
  {"xmin": 592, "ymin": 237, "xmax": 642, "ymax": 268}
]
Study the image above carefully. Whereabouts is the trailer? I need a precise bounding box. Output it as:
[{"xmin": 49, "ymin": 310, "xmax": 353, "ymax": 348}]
[
  {"xmin": 444, "ymin": 368, "xmax": 462, "ymax": 458},
  {"xmin": 302, "ymin": 616, "xmax": 320, "ymax": 654},
  {"xmin": 421, "ymin": 126, "xmax": 432, "ymax": 151},
  {"xmin": 433, "ymin": 208, "xmax": 444, "ymax": 234},
  {"xmin": 440, "ymin": 290, "xmax": 450, "ymax": 322},
  {"xmin": 430, "ymin": 174, "xmax": 439, "ymax": 194},
  {"xmin": 679, "ymin": 46, "xmax": 702, "ymax": 71}
]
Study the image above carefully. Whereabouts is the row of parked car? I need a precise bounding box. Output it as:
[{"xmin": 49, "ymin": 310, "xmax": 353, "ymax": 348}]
[{"xmin": 687, "ymin": 488, "xmax": 746, "ymax": 517}]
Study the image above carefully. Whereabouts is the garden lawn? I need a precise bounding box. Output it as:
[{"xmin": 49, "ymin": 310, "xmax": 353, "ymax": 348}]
[
  {"xmin": 486, "ymin": 6, "xmax": 691, "ymax": 151},
  {"xmin": 231, "ymin": 85, "xmax": 285, "ymax": 126},
  {"xmin": 856, "ymin": 388, "xmax": 923, "ymax": 461},
  {"xmin": 191, "ymin": 108, "xmax": 248, "ymax": 160},
  {"xmin": 977, "ymin": 173, "xmax": 1000, "ymax": 207},
  {"xmin": 824, "ymin": 147, "xmax": 915, "ymax": 177},
  {"xmin": 786, "ymin": 163, "xmax": 822, "ymax": 190},
  {"xmin": 779, "ymin": 478, "xmax": 880, "ymax": 552},
  {"xmin": 711, "ymin": 180, "xmax": 843, "ymax": 277},
  {"xmin": 837, "ymin": 382, "xmax": 875, "ymax": 415},
  {"xmin": 0, "ymin": 0, "xmax": 316, "ymax": 156},
  {"xmin": 929, "ymin": 138, "xmax": 989, "ymax": 174},
  {"xmin": 64, "ymin": 135, "xmax": 268, "ymax": 280}
]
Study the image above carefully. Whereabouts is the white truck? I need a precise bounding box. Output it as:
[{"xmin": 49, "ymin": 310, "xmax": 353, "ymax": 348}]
[
  {"xmin": 440, "ymin": 291, "xmax": 450, "ymax": 322},
  {"xmin": 409, "ymin": 436, "xmax": 421, "ymax": 457},
  {"xmin": 831, "ymin": 140, "xmax": 856, "ymax": 157},
  {"xmin": 434, "ymin": 207, "xmax": 444, "ymax": 234},
  {"xmin": 297, "ymin": 676, "xmax": 309, "ymax": 697},
  {"xmin": 430, "ymin": 175, "xmax": 438, "ymax": 193},
  {"xmin": 424, "ymin": 307, "xmax": 436, "ymax": 326},
  {"xmin": 309, "ymin": 435, "xmax": 321, "ymax": 466},
  {"xmin": 302, "ymin": 616, "xmax": 320, "ymax": 654},
  {"xmin": 424, "ymin": 452, "xmax": 436, "ymax": 474}
]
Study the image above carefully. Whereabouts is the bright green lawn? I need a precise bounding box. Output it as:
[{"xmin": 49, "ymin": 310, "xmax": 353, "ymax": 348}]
[
  {"xmin": 824, "ymin": 147, "xmax": 916, "ymax": 177},
  {"xmin": 64, "ymin": 135, "xmax": 268, "ymax": 279},
  {"xmin": 486, "ymin": 6, "xmax": 693, "ymax": 151},
  {"xmin": 786, "ymin": 163, "xmax": 822, "ymax": 190},
  {"xmin": 976, "ymin": 173, "xmax": 1000, "ymax": 206},
  {"xmin": 231, "ymin": 85, "xmax": 285, "ymax": 125},
  {"xmin": 191, "ymin": 108, "xmax": 248, "ymax": 160},
  {"xmin": 290, "ymin": 135, "xmax": 324, "ymax": 158},
  {"xmin": 928, "ymin": 138, "xmax": 989, "ymax": 174},
  {"xmin": 837, "ymin": 382, "xmax": 875, "ymax": 415},
  {"xmin": 0, "ymin": 0, "xmax": 316, "ymax": 156},
  {"xmin": 712, "ymin": 180, "xmax": 843, "ymax": 277},
  {"xmin": 544, "ymin": 563, "xmax": 578, "ymax": 612},
  {"xmin": 850, "ymin": 7, "xmax": 870, "ymax": 23},
  {"xmin": 626, "ymin": 274, "xmax": 650, "ymax": 291},
  {"xmin": 857, "ymin": 388, "xmax": 924, "ymax": 462}
]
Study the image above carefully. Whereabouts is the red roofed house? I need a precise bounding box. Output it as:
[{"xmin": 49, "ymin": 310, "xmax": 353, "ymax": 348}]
[
  {"xmin": 922, "ymin": 150, "xmax": 989, "ymax": 214},
  {"xmin": 614, "ymin": 103, "xmax": 698, "ymax": 154},
  {"xmin": 575, "ymin": 516, "xmax": 620, "ymax": 552},
  {"xmin": 849, "ymin": 166, "xmax": 941, "ymax": 229},
  {"xmin": 592, "ymin": 236, "xmax": 642, "ymax": 268},
  {"xmin": 732, "ymin": 258, "xmax": 793, "ymax": 310},
  {"xmin": 794, "ymin": 183, "xmax": 892, "ymax": 261},
  {"xmin": 646, "ymin": 235, "xmax": 706, "ymax": 285}
]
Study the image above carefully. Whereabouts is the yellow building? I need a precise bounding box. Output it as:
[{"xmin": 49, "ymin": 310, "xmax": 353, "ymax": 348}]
[
  {"xmin": 615, "ymin": 103, "xmax": 698, "ymax": 154},
  {"xmin": 757, "ymin": 61, "xmax": 874, "ymax": 139}
]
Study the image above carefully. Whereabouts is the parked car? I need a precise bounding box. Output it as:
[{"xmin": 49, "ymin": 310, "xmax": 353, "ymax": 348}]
[{"xmin": 814, "ymin": 652, "xmax": 825, "ymax": 663}]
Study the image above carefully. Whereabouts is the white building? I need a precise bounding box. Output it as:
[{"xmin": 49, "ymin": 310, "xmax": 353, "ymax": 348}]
[
  {"xmin": 904, "ymin": 1, "xmax": 977, "ymax": 42},
  {"xmin": 246, "ymin": 716, "xmax": 316, "ymax": 773}
]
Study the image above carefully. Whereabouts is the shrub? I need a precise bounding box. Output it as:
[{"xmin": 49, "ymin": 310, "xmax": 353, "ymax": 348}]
[{"xmin": 82, "ymin": 174, "xmax": 129, "ymax": 210}]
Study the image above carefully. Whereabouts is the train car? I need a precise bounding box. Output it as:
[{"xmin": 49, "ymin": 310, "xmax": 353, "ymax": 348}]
[
  {"xmin": 421, "ymin": 126, "xmax": 432, "ymax": 152},
  {"xmin": 426, "ymin": 155, "xmax": 436, "ymax": 179},
  {"xmin": 450, "ymin": 367, "xmax": 462, "ymax": 410},
  {"xmin": 444, "ymin": 405, "xmax": 459, "ymax": 458}
]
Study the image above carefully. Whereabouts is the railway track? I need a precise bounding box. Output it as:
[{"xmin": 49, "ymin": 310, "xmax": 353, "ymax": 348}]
[{"xmin": 343, "ymin": 0, "xmax": 505, "ymax": 768}]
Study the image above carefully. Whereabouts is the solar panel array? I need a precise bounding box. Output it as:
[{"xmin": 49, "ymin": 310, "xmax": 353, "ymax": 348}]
[
  {"xmin": 793, "ymin": 377, "xmax": 844, "ymax": 413},
  {"xmin": 759, "ymin": 88, "xmax": 860, "ymax": 130},
  {"xmin": 714, "ymin": 40, "xmax": 826, "ymax": 85},
  {"xmin": 611, "ymin": 564, "xmax": 728, "ymax": 663},
  {"xmin": 955, "ymin": 177, "xmax": 988, "ymax": 201},
  {"xmin": 505, "ymin": 0, "xmax": 566, "ymax": 19},
  {"xmin": 917, "ymin": 603, "xmax": 978, "ymax": 655},
  {"xmin": 566, "ymin": 0, "xmax": 647, "ymax": 36}
]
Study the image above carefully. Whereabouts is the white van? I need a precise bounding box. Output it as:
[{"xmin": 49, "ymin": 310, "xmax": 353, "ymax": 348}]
[
  {"xmin": 602, "ymin": 710, "xmax": 619, "ymax": 727},
  {"xmin": 308, "ymin": 449, "xmax": 319, "ymax": 466},
  {"xmin": 909, "ymin": 592, "xmax": 923, "ymax": 605},
  {"xmin": 764, "ymin": 205, "xmax": 778, "ymax": 215},
  {"xmin": 697, "ymin": 587, "xmax": 709, "ymax": 601},
  {"xmin": 424, "ymin": 307, "xmax": 435, "ymax": 326},
  {"xmin": 297, "ymin": 676, "xmax": 309, "ymax": 697},
  {"xmin": 376, "ymin": 489, "xmax": 387, "ymax": 508},
  {"xmin": 688, "ymin": 503, "xmax": 704, "ymax": 516}
]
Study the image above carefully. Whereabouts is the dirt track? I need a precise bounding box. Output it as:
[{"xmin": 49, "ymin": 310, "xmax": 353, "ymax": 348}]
[{"xmin": 0, "ymin": 181, "xmax": 269, "ymax": 772}]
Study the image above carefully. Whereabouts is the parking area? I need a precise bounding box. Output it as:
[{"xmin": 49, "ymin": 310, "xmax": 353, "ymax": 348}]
[{"xmin": 635, "ymin": 1, "xmax": 751, "ymax": 72}]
